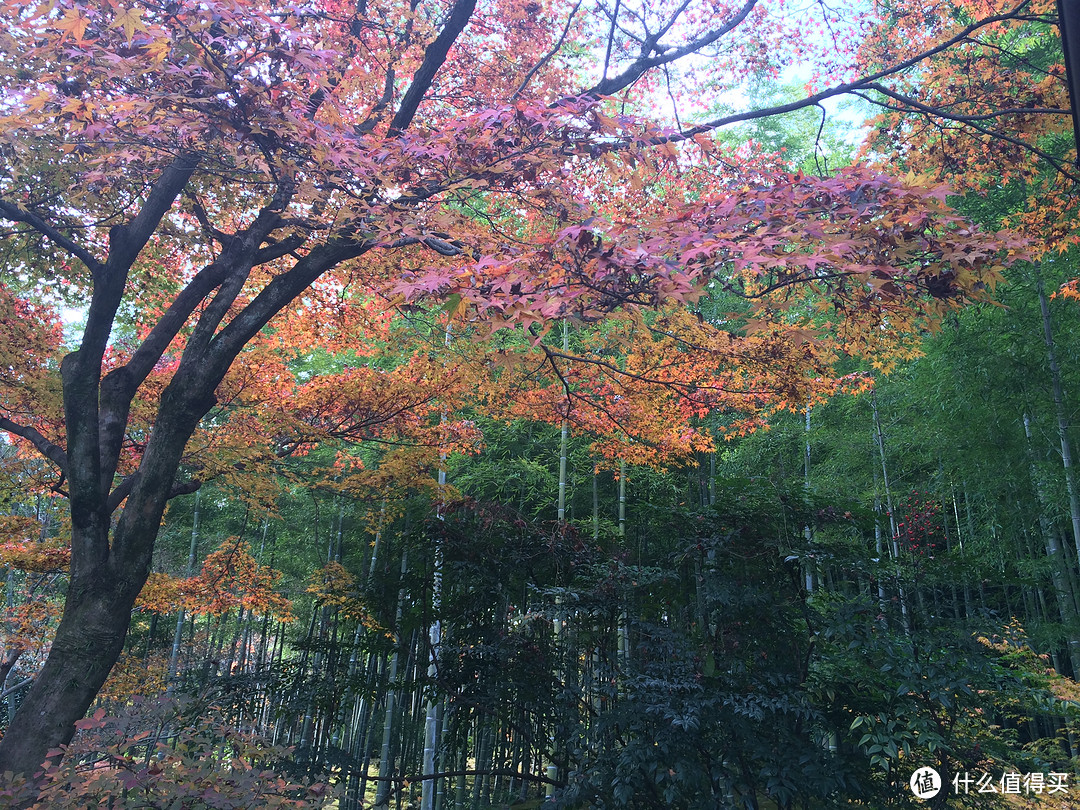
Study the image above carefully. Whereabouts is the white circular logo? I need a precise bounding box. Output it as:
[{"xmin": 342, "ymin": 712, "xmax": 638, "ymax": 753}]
[{"xmin": 909, "ymin": 766, "xmax": 942, "ymax": 799}]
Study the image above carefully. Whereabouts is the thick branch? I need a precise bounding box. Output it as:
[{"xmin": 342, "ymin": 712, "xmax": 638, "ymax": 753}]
[
  {"xmin": 204, "ymin": 242, "xmax": 369, "ymax": 382},
  {"xmin": 0, "ymin": 416, "xmax": 68, "ymax": 473},
  {"xmin": 106, "ymin": 475, "xmax": 136, "ymax": 513},
  {"xmin": 0, "ymin": 200, "xmax": 104, "ymax": 275},
  {"xmin": 106, "ymin": 474, "xmax": 200, "ymax": 512},
  {"xmin": 253, "ymin": 233, "xmax": 305, "ymax": 264},
  {"xmin": 167, "ymin": 479, "xmax": 202, "ymax": 499},
  {"xmin": 585, "ymin": 0, "xmax": 758, "ymax": 97},
  {"xmin": 96, "ymin": 260, "xmax": 229, "ymax": 499},
  {"xmin": 76, "ymin": 154, "xmax": 203, "ymax": 386},
  {"xmin": 356, "ymin": 66, "xmax": 396, "ymax": 134},
  {"xmin": 109, "ymin": 191, "xmax": 296, "ymax": 406},
  {"xmin": 369, "ymin": 232, "xmax": 466, "ymax": 255},
  {"xmin": 186, "ymin": 196, "xmax": 231, "ymax": 246},
  {"xmin": 105, "ymin": 245, "xmax": 367, "ymax": 567},
  {"xmin": 58, "ymin": 153, "xmax": 201, "ymax": 547},
  {"xmin": 158, "ymin": 187, "xmax": 298, "ymax": 391},
  {"xmin": 106, "ymin": 153, "xmax": 201, "ymax": 273},
  {"xmin": 114, "ymin": 263, "xmax": 230, "ymax": 392},
  {"xmin": 388, "ymin": 0, "xmax": 477, "ymax": 133}
]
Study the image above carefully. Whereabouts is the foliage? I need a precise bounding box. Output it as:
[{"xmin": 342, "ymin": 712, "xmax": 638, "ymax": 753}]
[
  {"xmin": 306, "ymin": 561, "xmax": 383, "ymax": 630},
  {"xmin": 136, "ymin": 537, "xmax": 293, "ymax": 620},
  {"xmin": 0, "ymin": 0, "xmax": 1072, "ymax": 792},
  {"xmin": 860, "ymin": 0, "xmax": 1077, "ymax": 261},
  {"xmin": 0, "ymin": 697, "xmax": 335, "ymax": 809}
]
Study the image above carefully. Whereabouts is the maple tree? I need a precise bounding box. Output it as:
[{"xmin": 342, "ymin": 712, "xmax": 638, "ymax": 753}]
[
  {"xmin": 0, "ymin": 0, "xmax": 1044, "ymax": 784},
  {"xmin": 857, "ymin": 0, "xmax": 1076, "ymax": 253},
  {"xmin": 136, "ymin": 537, "xmax": 293, "ymax": 621}
]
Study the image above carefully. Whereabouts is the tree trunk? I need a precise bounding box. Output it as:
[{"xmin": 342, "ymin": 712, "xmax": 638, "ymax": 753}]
[
  {"xmin": 1024, "ymin": 412, "xmax": 1080, "ymax": 674},
  {"xmin": 558, "ymin": 321, "xmax": 569, "ymax": 523},
  {"xmin": 871, "ymin": 387, "xmax": 910, "ymax": 633},
  {"xmin": 0, "ymin": 185, "xmax": 363, "ymax": 779},
  {"xmin": 1036, "ymin": 268, "xmax": 1080, "ymax": 565},
  {"xmin": 803, "ymin": 405, "xmax": 814, "ymax": 594},
  {"xmin": 0, "ymin": 530, "xmax": 146, "ymax": 777}
]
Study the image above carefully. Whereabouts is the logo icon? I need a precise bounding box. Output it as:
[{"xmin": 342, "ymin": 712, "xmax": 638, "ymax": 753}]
[{"xmin": 910, "ymin": 766, "xmax": 942, "ymax": 800}]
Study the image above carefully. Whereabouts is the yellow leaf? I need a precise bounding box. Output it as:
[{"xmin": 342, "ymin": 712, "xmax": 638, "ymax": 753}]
[
  {"xmin": 145, "ymin": 37, "xmax": 169, "ymax": 64},
  {"xmin": 112, "ymin": 6, "xmax": 146, "ymax": 42},
  {"xmin": 25, "ymin": 91, "xmax": 50, "ymax": 113},
  {"xmin": 55, "ymin": 8, "xmax": 91, "ymax": 43}
]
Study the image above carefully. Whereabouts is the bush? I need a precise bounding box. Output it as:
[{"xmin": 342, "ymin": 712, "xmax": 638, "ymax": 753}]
[{"xmin": 0, "ymin": 696, "xmax": 335, "ymax": 810}]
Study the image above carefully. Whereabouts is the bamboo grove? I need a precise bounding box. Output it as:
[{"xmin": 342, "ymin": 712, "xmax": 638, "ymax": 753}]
[{"xmin": 9, "ymin": 297, "xmax": 1080, "ymax": 809}]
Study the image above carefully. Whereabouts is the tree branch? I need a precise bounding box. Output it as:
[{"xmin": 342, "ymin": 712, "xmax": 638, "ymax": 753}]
[
  {"xmin": 186, "ymin": 195, "xmax": 231, "ymax": 248},
  {"xmin": 0, "ymin": 416, "xmax": 68, "ymax": 473},
  {"xmin": 356, "ymin": 66, "xmax": 396, "ymax": 134},
  {"xmin": 168, "ymin": 186, "xmax": 297, "ymax": 377},
  {"xmin": 860, "ymin": 85, "xmax": 1071, "ymax": 122},
  {"xmin": 106, "ymin": 153, "xmax": 201, "ymax": 272},
  {"xmin": 855, "ymin": 83, "xmax": 1079, "ymax": 181},
  {"xmin": 388, "ymin": 0, "xmax": 477, "ymax": 134},
  {"xmin": 511, "ymin": 0, "xmax": 582, "ymax": 101},
  {"xmin": 107, "ymin": 474, "xmax": 201, "ymax": 513},
  {"xmin": 96, "ymin": 260, "xmax": 230, "ymax": 497},
  {"xmin": 671, "ymin": 1, "xmax": 1037, "ymax": 141},
  {"xmin": 116, "ymin": 263, "xmax": 231, "ymax": 390},
  {"xmin": 254, "ymin": 233, "xmax": 307, "ymax": 264},
  {"xmin": 0, "ymin": 677, "xmax": 33, "ymax": 702},
  {"xmin": 0, "ymin": 200, "xmax": 104, "ymax": 275},
  {"xmin": 205, "ymin": 242, "xmax": 369, "ymax": 376},
  {"xmin": 585, "ymin": 0, "xmax": 759, "ymax": 97}
]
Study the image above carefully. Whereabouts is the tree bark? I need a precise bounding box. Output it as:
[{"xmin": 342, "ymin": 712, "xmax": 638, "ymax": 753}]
[
  {"xmin": 0, "ymin": 531, "xmax": 146, "ymax": 777},
  {"xmin": 1025, "ymin": 412, "xmax": 1080, "ymax": 674},
  {"xmin": 871, "ymin": 387, "xmax": 910, "ymax": 633},
  {"xmin": 0, "ymin": 227, "xmax": 368, "ymax": 779},
  {"xmin": 1035, "ymin": 268, "xmax": 1080, "ymax": 566},
  {"xmin": 558, "ymin": 321, "xmax": 570, "ymax": 523}
]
